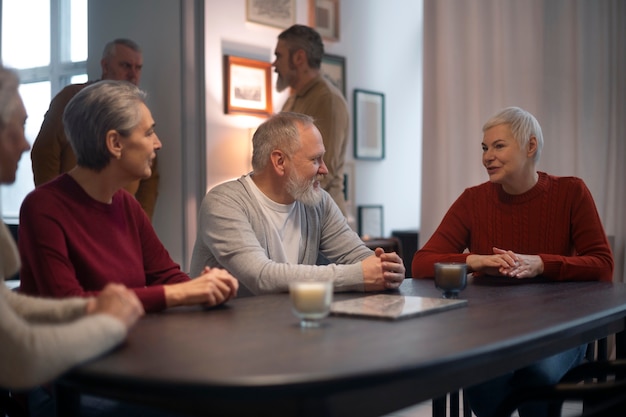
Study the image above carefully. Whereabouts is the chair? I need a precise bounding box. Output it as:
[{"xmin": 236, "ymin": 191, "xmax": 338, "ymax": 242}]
[
  {"xmin": 493, "ymin": 359, "xmax": 626, "ymax": 417},
  {"xmin": 432, "ymin": 391, "xmax": 472, "ymax": 417},
  {"xmin": 436, "ymin": 338, "xmax": 610, "ymax": 417},
  {"xmin": 361, "ymin": 237, "xmax": 403, "ymax": 258},
  {"xmin": 392, "ymin": 229, "xmax": 418, "ymax": 278}
]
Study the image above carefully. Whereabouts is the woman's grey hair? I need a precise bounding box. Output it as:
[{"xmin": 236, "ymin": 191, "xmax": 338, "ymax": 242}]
[
  {"xmin": 278, "ymin": 25, "xmax": 324, "ymax": 69},
  {"xmin": 483, "ymin": 106, "xmax": 544, "ymax": 163},
  {"xmin": 251, "ymin": 112, "xmax": 315, "ymax": 171},
  {"xmin": 63, "ymin": 80, "xmax": 147, "ymax": 171},
  {"xmin": 101, "ymin": 38, "xmax": 142, "ymax": 60},
  {"xmin": 0, "ymin": 66, "xmax": 20, "ymax": 127}
]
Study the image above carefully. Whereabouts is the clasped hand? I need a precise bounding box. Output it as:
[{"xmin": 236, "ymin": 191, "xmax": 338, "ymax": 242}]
[
  {"xmin": 86, "ymin": 283, "xmax": 145, "ymax": 327},
  {"xmin": 362, "ymin": 247, "xmax": 406, "ymax": 291},
  {"xmin": 467, "ymin": 247, "xmax": 544, "ymax": 279},
  {"xmin": 164, "ymin": 267, "xmax": 239, "ymax": 308}
]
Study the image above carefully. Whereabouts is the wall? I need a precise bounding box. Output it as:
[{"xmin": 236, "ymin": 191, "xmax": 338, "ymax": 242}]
[
  {"xmin": 88, "ymin": 0, "xmax": 190, "ymax": 267},
  {"xmin": 88, "ymin": 0, "xmax": 423, "ymax": 269}
]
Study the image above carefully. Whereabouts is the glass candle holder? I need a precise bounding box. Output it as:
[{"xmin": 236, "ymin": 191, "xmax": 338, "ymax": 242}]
[
  {"xmin": 289, "ymin": 281, "xmax": 333, "ymax": 328},
  {"xmin": 434, "ymin": 262, "xmax": 468, "ymax": 299}
]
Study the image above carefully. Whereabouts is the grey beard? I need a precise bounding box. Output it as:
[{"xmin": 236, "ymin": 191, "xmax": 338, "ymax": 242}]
[{"xmin": 286, "ymin": 175, "xmax": 322, "ymax": 207}]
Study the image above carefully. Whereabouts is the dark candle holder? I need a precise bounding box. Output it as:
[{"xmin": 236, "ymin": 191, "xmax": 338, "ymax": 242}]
[{"xmin": 434, "ymin": 262, "xmax": 468, "ymax": 299}]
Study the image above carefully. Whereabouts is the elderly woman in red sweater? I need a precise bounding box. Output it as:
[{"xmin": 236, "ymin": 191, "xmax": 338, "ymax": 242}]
[
  {"xmin": 412, "ymin": 106, "xmax": 613, "ymax": 417},
  {"xmin": 19, "ymin": 80, "xmax": 238, "ymax": 313}
]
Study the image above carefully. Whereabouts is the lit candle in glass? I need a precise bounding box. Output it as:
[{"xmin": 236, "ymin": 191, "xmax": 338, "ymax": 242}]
[
  {"xmin": 289, "ymin": 281, "xmax": 333, "ymax": 327},
  {"xmin": 434, "ymin": 263, "xmax": 467, "ymax": 299}
]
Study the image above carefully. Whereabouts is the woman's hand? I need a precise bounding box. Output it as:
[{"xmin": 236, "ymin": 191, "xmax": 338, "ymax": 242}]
[
  {"xmin": 164, "ymin": 267, "xmax": 239, "ymax": 308},
  {"xmin": 86, "ymin": 283, "xmax": 145, "ymax": 327},
  {"xmin": 493, "ymin": 247, "xmax": 544, "ymax": 278},
  {"xmin": 466, "ymin": 247, "xmax": 518, "ymax": 275},
  {"xmin": 466, "ymin": 247, "xmax": 544, "ymax": 278}
]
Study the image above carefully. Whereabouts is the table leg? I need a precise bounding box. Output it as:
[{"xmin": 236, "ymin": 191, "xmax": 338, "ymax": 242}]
[
  {"xmin": 616, "ymin": 327, "xmax": 626, "ymax": 360},
  {"xmin": 55, "ymin": 384, "xmax": 80, "ymax": 417},
  {"xmin": 449, "ymin": 392, "xmax": 460, "ymax": 417},
  {"xmin": 616, "ymin": 327, "xmax": 626, "ymax": 383},
  {"xmin": 597, "ymin": 337, "xmax": 608, "ymax": 361},
  {"xmin": 432, "ymin": 395, "xmax": 447, "ymax": 417},
  {"xmin": 462, "ymin": 390, "xmax": 472, "ymax": 417}
]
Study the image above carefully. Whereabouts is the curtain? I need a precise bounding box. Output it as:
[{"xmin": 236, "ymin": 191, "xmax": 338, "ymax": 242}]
[{"xmin": 421, "ymin": 0, "xmax": 626, "ymax": 282}]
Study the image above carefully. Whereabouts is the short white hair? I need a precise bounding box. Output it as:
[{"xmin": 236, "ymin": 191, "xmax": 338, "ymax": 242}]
[{"xmin": 483, "ymin": 106, "xmax": 544, "ymax": 163}]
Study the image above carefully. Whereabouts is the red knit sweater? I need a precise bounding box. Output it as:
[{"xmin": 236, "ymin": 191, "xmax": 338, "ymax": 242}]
[
  {"xmin": 412, "ymin": 172, "xmax": 613, "ymax": 281},
  {"xmin": 18, "ymin": 174, "xmax": 190, "ymax": 312}
]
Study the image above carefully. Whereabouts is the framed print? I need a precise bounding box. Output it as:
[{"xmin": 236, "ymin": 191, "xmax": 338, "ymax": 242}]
[
  {"xmin": 343, "ymin": 161, "xmax": 354, "ymax": 206},
  {"xmin": 353, "ymin": 89, "xmax": 385, "ymax": 160},
  {"xmin": 321, "ymin": 53, "xmax": 346, "ymax": 97},
  {"xmin": 223, "ymin": 55, "xmax": 272, "ymax": 117},
  {"xmin": 358, "ymin": 205, "xmax": 383, "ymax": 238},
  {"xmin": 246, "ymin": 0, "xmax": 295, "ymax": 29},
  {"xmin": 308, "ymin": 0, "xmax": 340, "ymax": 41}
]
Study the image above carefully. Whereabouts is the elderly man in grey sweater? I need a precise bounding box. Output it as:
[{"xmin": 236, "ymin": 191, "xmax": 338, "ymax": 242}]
[{"xmin": 190, "ymin": 112, "xmax": 405, "ymax": 297}]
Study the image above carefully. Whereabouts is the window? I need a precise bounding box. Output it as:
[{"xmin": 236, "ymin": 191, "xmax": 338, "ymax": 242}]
[{"xmin": 0, "ymin": 0, "xmax": 87, "ymax": 223}]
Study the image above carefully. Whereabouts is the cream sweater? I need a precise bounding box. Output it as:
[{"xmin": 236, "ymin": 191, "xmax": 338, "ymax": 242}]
[{"xmin": 0, "ymin": 222, "xmax": 126, "ymax": 389}]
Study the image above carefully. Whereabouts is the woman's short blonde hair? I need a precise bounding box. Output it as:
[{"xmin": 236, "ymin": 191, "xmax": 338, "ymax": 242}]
[{"xmin": 483, "ymin": 106, "xmax": 544, "ymax": 163}]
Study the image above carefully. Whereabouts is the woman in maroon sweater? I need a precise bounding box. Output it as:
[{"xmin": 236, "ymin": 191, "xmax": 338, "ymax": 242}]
[
  {"xmin": 19, "ymin": 80, "xmax": 238, "ymax": 313},
  {"xmin": 412, "ymin": 107, "xmax": 613, "ymax": 417}
]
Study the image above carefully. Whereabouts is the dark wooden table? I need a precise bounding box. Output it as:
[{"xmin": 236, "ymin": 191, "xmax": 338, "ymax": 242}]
[{"xmin": 56, "ymin": 278, "xmax": 626, "ymax": 417}]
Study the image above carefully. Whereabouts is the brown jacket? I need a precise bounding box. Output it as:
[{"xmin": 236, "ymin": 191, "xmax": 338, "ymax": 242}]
[{"xmin": 282, "ymin": 75, "xmax": 349, "ymax": 215}]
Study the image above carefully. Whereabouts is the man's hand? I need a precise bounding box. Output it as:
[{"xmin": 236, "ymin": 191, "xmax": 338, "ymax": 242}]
[{"xmin": 362, "ymin": 247, "xmax": 405, "ymax": 291}]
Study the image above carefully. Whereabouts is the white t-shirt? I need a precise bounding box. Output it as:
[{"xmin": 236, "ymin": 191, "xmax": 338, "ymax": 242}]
[{"xmin": 245, "ymin": 175, "xmax": 303, "ymax": 264}]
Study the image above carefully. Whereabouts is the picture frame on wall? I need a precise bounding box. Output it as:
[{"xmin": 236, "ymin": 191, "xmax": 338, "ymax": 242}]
[
  {"xmin": 343, "ymin": 161, "xmax": 355, "ymax": 207},
  {"xmin": 223, "ymin": 55, "xmax": 273, "ymax": 117},
  {"xmin": 246, "ymin": 0, "xmax": 295, "ymax": 29},
  {"xmin": 308, "ymin": 0, "xmax": 340, "ymax": 41},
  {"xmin": 320, "ymin": 53, "xmax": 346, "ymax": 97},
  {"xmin": 343, "ymin": 161, "xmax": 356, "ymax": 229},
  {"xmin": 353, "ymin": 89, "xmax": 385, "ymax": 160},
  {"xmin": 358, "ymin": 205, "xmax": 383, "ymax": 239}
]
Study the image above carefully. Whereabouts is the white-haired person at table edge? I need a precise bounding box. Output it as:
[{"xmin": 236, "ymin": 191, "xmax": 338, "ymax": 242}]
[
  {"xmin": 412, "ymin": 106, "xmax": 613, "ymax": 417},
  {"xmin": 190, "ymin": 112, "xmax": 405, "ymax": 296},
  {"xmin": 0, "ymin": 66, "xmax": 144, "ymax": 413},
  {"xmin": 18, "ymin": 80, "xmax": 238, "ymax": 313}
]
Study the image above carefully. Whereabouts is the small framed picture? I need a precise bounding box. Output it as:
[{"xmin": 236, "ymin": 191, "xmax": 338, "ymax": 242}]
[
  {"xmin": 308, "ymin": 0, "xmax": 340, "ymax": 41},
  {"xmin": 246, "ymin": 0, "xmax": 295, "ymax": 29},
  {"xmin": 321, "ymin": 53, "xmax": 346, "ymax": 97},
  {"xmin": 223, "ymin": 55, "xmax": 273, "ymax": 117},
  {"xmin": 358, "ymin": 205, "xmax": 383, "ymax": 239},
  {"xmin": 343, "ymin": 161, "xmax": 355, "ymax": 206},
  {"xmin": 353, "ymin": 89, "xmax": 385, "ymax": 160}
]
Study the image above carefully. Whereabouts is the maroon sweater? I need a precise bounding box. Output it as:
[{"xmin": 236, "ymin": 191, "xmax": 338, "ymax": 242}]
[
  {"xmin": 412, "ymin": 172, "xmax": 613, "ymax": 281},
  {"xmin": 18, "ymin": 174, "xmax": 190, "ymax": 312}
]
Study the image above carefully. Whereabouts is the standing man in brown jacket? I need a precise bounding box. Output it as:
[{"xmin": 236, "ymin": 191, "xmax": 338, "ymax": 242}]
[{"xmin": 273, "ymin": 25, "xmax": 349, "ymax": 216}]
